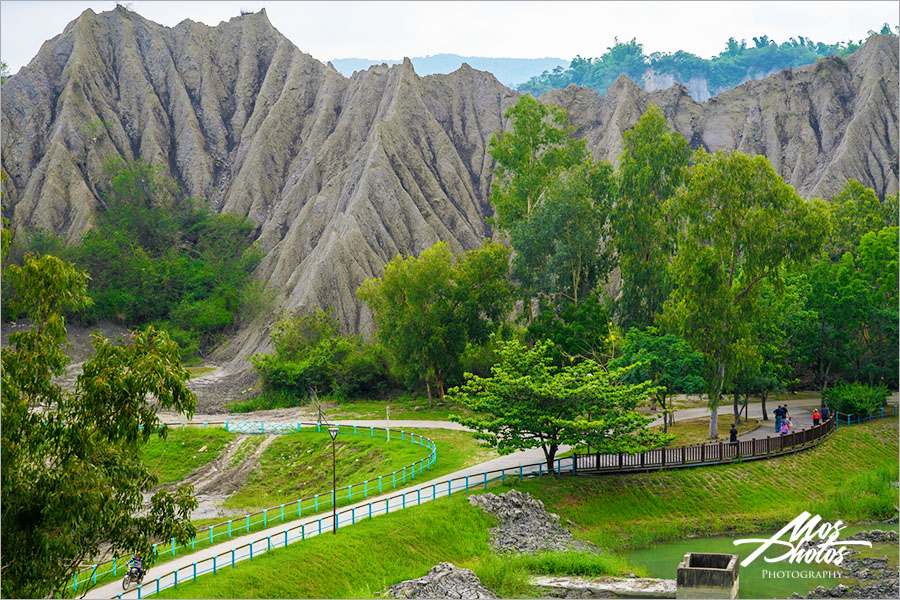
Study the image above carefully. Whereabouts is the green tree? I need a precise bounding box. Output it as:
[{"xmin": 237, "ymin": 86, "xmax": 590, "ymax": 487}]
[
  {"xmin": 449, "ymin": 339, "xmax": 665, "ymax": 471},
  {"xmin": 613, "ymin": 103, "xmax": 691, "ymax": 329},
  {"xmin": 487, "ymin": 94, "xmax": 587, "ymax": 231},
  {"xmin": 358, "ymin": 241, "xmax": 512, "ymax": 405},
  {"xmin": 511, "ymin": 157, "xmax": 616, "ymax": 310},
  {"xmin": 662, "ymin": 149, "xmax": 829, "ymax": 438},
  {"xmin": 609, "ymin": 327, "xmax": 705, "ymax": 432},
  {"xmin": 527, "ymin": 290, "xmax": 613, "ymax": 367},
  {"xmin": 1, "ymin": 253, "xmax": 198, "ymax": 598},
  {"xmin": 825, "ymin": 179, "xmax": 898, "ymax": 261}
]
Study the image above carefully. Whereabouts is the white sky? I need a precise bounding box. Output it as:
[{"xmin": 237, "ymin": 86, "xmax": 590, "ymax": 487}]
[{"xmin": 1, "ymin": 1, "xmax": 897, "ymax": 74}]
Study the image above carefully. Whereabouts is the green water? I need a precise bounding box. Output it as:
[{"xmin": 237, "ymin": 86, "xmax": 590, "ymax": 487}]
[{"xmin": 621, "ymin": 524, "xmax": 899, "ymax": 599}]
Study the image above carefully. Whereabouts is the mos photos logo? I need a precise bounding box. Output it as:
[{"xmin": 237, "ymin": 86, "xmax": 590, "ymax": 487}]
[{"xmin": 733, "ymin": 511, "xmax": 872, "ymax": 568}]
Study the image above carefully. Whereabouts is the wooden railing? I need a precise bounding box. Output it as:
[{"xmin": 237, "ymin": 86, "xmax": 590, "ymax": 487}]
[{"xmin": 573, "ymin": 415, "xmax": 836, "ymax": 473}]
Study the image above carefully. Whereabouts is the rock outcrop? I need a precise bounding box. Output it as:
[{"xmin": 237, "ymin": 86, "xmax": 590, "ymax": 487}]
[
  {"xmin": 2, "ymin": 7, "xmax": 898, "ymax": 366},
  {"xmin": 382, "ymin": 562, "xmax": 497, "ymax": 599},
  {"xmin": 468, "ymin": 489, "xmax": 598, "ymax": 554}
]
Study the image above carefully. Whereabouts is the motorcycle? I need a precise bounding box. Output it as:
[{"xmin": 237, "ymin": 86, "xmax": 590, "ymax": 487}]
[{"xmin": 122, "ymin": 565, "xmax": 144, "ymax": 590}]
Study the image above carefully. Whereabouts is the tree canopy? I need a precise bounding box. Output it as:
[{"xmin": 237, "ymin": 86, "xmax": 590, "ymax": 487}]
[
  {"xmin": 358, "ymin": 241, "xmax": 512, "ymax": 405},
  {"xmin": 1, "ymin": 252, "xmax": 198, "ymax": 598},
  {"xmin": 449, "ymin": 339, "xmax": 666, "ymax": 471},
  {"xmin": 661, "ymin": 149, "xmax": 830, "ymax": 438}
]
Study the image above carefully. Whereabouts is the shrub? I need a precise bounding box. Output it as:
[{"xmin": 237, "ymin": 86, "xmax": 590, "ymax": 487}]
[
  {"xmin": 251, "ymin": 309, "xmax": 392, "ymax": 401},
  {"xmin": 822, "ymin": 382, "xmax": 888, "ymax": 418}
]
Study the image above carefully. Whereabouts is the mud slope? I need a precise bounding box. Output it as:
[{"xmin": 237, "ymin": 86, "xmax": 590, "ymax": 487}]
[{"xmin": 2, "ymin": 6, "xmax": 897, "ymax": 363}]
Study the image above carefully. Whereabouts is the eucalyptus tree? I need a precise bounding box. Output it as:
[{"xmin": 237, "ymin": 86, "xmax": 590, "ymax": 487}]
[
  {"xmin": 612, "ymin": 103, "xmax": 691, "ymax": 329},
  {"xmin": 661, "ymin": 149, "xmax": 829, "ymax": 439}
]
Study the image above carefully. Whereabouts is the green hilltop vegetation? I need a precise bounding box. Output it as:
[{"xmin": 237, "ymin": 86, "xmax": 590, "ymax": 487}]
[{"xmin": 518, "ymin": 25, "xmax": 899, "ymax": 97}]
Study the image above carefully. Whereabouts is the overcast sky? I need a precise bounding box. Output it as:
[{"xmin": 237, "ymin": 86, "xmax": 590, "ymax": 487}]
[{"xmin": 2, "ymin": 1, "xmax": 897, "ymax": 74}]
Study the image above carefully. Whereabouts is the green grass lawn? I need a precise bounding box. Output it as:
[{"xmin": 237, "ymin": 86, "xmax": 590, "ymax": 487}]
[
  {"xmin": 153, "ymin": 494, "xmax": 635, "ymax": 600},
  {"xmin": 141, "ymin": 428, "xmax": 236, "ymax": 484},
  {"xmin": 223, "ymin": 429, "xmax": 436, "ymax": 511},
  {"xmin": 152, "ymin": 418, "xmax": 897, "ymax": 599},
  {"xmin": 69, "ymin": 426, "xmax": 497, "ymax": 596}
]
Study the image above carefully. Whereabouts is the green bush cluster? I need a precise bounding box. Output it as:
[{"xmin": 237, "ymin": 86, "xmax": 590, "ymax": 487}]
[
  {"xmin": 822, "ymin": 382, "xmax": 889, "ymax": 418},
  {"xmin": 250, "ymin": 310, "xmax": 391, "ymax": 401},
  {"xmin": 6, "ymin": 159, "xmax": 263, "ymax": 362}
]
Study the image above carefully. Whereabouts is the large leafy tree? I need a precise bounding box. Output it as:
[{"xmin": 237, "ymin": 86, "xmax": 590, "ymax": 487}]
[
  {"xmin": 613, "ymin": 104, "xmax": 691, "ymax": 329},
  {"xmin": 511, "ymin": 157, "xmax": 616, "ymax": 310},
  {"xmin": 824, "ymin": 179, "xmax": 897, "ymax": 261},
  {"xmin": 449, "ymin": 339, "xmax": 665, "ymax": 471},
  {"xmin": 609, "ymin": 327, "xmax": 705, "ymax": 433},
  {"xmin": 661, "ymin": 149, "xmax": 829, "ymax": 439},
  {"xmin": 487, "ymin": 95, "xmax": 593, "ymax": 321},
  {"xmin": 1, "ymin": 252, "xmax": 198, "ymax": 598},
  {"xmin": 487, "ymin": 94, "xmax": 587, "ymax": 231},
  {"xmin": 358, "ymin": 241, "xmax": 512, "ymax": 405}
]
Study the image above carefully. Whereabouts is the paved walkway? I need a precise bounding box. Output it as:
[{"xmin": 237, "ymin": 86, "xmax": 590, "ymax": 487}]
[
  {"xmin": 90, "ymin": 439, "xmax": 568, "ymax": 598},
  {"xmin": 92, "ymin": 394, "xmax": 871, "ymax": 598}
]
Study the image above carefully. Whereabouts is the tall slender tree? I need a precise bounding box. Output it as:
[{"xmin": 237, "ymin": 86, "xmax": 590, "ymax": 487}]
[
  {"xmin": 661, "ymin": 149, "xmax": 829, "ymax": 438},
  {"xmin": 613, "ymin": 103, "xmax": 691, "ymax": 329}
]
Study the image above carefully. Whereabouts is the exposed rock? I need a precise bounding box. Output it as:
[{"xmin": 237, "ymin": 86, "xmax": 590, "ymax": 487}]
[
  {"xmin": 468, "ymin": 489, "xmax": 598, "ymax": 554},
  {"xmin": 2, "ymin": 7, "xmax": 897, "ymax": 374},
  {"xmin": 791, "ymin": 534, "xmax": 899, "ymax": 599},
  {"xmin": 382, "ymin": 562, "xmax": 496, "ymax": 599},
  {"xmin": 531, "ymin": 574, "xmax": 676, "ymax": 599},
  {"xmin": 845, "ymin": 529, "xmax": 899, "ymax": 544}
]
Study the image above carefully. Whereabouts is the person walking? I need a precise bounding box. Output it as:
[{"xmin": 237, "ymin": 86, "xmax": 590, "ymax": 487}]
[
  {"xmin": 812, "ymin": 408, "xmax": 821, "ymax": 426},
  {"xmin": 774, "ymin": 404, "xmax": 785, "ymax": 433},
  {"xmin": 821, "ymin": 405, "xmax": 830, "ymax": 422},
  {"xmin": 729, "ymin": 423, "xmax": 739, "ymax": 455},
  {"xmin": 780, "ymin": 420, "xmax": 789, "ymax": 435}
]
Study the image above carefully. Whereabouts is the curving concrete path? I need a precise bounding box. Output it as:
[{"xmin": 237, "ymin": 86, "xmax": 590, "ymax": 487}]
[{"xmin": 88, "ymin": 396, "xmax": 847, "ymax": 598}]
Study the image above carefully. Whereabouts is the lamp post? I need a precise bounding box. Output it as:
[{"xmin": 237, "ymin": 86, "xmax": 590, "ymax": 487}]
[{"xmin": 328, "ymin": 426, "xmax": 338, "ymax": 534}]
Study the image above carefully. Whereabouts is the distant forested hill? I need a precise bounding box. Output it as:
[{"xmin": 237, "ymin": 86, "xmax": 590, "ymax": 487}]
[
  {"xmin": 330, "ymin": 54, "xmax": 567, "ymax": 87},
  {"xmin": 519, "ymin": 25, "xmax": 899, "ymax": 101}
]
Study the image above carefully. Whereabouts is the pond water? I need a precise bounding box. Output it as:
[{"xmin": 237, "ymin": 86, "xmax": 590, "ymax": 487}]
[{"xmin": 621, "ymin": 523, "xmax": 899, "ymax": 599}]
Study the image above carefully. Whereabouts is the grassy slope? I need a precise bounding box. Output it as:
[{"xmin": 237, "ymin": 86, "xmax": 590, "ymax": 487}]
[
  {"xmin": 142, "ymin": 428, "xmax": 236, "ymax": 484},
  {"xmin": 154, "ymin": 418, "xmax": 897, "ymax": 599},
  {"xmin": 505, "ymin": 417, "xmax": 898, "ymax": 550},
  {"xmin": 325, "ymin": 396, "xmax": 474, "ymax": 421}
]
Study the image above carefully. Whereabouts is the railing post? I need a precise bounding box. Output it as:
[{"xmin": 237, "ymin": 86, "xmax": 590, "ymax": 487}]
[
  {"xmin": 213, "ymin": 555, "xmax": 217, "ymax": 575},
  {"xmin": 640, "ymin": 452, "xmax": 645, "ymax": 468},
  {"xmin": 681, "ymin": 446, "xmax": 686, "ymax": 464},
  {"xmin": 519, "ymin": 465, "xmax": 523, "ymax": 481},
  {"xmin": 719, "ymin": 441, "xmax": 723, "ymax": 461},
  {"xmin": 662, "ymin": 448, "xmax": 666, "ymax": 466},
  {"xmin": 484, "ymin": 472, "xmax": 488, "ymax": 488},
  {"xmin": 701, "ymin": 444, "xmax": 705, "ymax": 462},
  {"xmin": 618, "ymin": 451, "xmax": 623, "ymax": 468},
  {"xmin": 232, "ymin": 549, "xmax": 236, "ymax": 567}
]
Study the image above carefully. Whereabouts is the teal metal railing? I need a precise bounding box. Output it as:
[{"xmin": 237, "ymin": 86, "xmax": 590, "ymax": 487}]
[{"xmin": 66, "ymin": 421, "xmax": 435, "ymax": 596}]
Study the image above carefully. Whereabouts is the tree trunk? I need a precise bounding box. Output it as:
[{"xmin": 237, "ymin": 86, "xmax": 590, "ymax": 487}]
[
  {"xmin": 733, "ymin": 390, "xmax": 740, "ymax": 424},
  {"xmin": 661, "ymin": 396, "xmax": 668, "ymax": 434},
  {"xmin": 761, "ymin": 391, "xmax": 768, "ymax": 420},
  {"xmin": 542, "ymin": 442, "xmax": 559, "ymax": 474},
  {"xmin": 650, "ymin": 397, "xmax": 658, "ymax": 411},
  {"xmin": 709, "ymin": 358, "xmax": 725, "ymax": 439}
]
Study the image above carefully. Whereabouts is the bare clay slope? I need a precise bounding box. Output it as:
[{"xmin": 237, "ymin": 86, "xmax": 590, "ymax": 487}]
[{"xmin": 2, "ymin": 7, "xmax": 897, "ymax": 373}]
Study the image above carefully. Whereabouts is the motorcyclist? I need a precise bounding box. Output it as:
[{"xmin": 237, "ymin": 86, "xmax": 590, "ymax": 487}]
[{"xmin": 127, "ymin": 552, "xmax": 144, "ymax": 581}]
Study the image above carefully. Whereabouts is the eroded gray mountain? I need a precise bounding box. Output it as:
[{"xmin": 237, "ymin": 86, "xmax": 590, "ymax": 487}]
[{"xmin": 2, "ymin": 7, "xmax": 897, "ymax": 367}]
